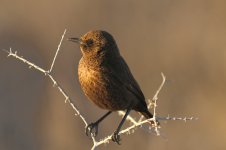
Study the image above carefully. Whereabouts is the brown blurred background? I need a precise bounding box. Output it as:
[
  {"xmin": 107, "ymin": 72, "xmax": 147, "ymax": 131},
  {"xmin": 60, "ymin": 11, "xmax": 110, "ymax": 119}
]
[{"xmin": 0, "ymin": 0, "xmax": 226, "ymax": 150}]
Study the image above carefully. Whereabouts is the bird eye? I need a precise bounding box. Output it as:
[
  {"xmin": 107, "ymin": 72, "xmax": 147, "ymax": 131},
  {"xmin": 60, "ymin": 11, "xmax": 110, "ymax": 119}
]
[{"xmin": 86, "ymin": 39, "xmax": 94, "ymax": 47}]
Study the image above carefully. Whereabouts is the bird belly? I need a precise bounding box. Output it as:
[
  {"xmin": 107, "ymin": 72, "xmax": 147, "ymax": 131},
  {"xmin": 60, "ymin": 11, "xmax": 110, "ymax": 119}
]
[{"xmin": 78, "ymin": 63, "xmax": 131, "ymax": 110}]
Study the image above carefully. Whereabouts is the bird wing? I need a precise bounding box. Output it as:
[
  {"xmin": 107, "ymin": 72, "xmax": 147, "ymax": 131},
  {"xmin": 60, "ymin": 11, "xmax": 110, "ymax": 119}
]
[
  {"xmin": 119, "ymin": 57, "xmax": 146, "ymax": 101},
  {"xmin": 106, "ymin": 56, "xmax": 147, "ymax": 106}
]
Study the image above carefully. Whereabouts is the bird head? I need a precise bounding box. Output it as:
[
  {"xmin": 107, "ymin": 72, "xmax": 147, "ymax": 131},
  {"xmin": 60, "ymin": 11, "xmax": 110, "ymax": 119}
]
[{"xmin": 68, "ymin": 30, "xmax": 119, "ymax": 57}]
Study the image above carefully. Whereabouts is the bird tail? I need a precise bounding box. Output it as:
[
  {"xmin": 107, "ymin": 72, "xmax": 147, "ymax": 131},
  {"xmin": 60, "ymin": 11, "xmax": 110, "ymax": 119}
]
[{"xmin": 140, "ymin": 110, "xmax": 160, "ymax": 127}]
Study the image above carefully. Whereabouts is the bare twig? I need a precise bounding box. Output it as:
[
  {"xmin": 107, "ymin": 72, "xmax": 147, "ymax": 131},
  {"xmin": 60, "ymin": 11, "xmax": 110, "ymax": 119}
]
[
  {"xmin": 92, "ymin": 118, "xmax": 154, "ymax": 149},
  {"xmin": 138, "ymin": 72, "xmax": 166, "ymax": 123},
  {"xmin": 1, "ymin": 30, "xmax": 88, "ymax": 128},
  {"xmin": 48, "ymin": 29, "xmax": 66, "ymax": 73},
  {"xmin": 2, "ymin": 48, "xmax": 47, "ymax": 74},
  {"xmin": 158, "ymin": 115, "xmax": 198, "ymax": 122}
]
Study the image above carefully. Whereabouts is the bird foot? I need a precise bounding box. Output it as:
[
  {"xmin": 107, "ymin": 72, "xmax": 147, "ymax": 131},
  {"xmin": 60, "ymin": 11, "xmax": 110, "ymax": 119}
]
[
  {"xmin": 85, "ymin": 122, "xmax": 98, "ymax": 137},
  {"xmin": 111, "ymin": 131, "xmax": 121, "ymax": 145}
]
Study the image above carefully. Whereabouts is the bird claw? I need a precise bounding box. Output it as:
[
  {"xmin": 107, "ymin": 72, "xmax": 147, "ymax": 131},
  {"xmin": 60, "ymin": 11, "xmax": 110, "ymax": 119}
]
[
  {"xmin": 111, "ymin": 131, "xmax": 121, "ymax": 145},
  {"xmin": 85, "ymin": 123, "xmax": 98, "ymax": 137}
]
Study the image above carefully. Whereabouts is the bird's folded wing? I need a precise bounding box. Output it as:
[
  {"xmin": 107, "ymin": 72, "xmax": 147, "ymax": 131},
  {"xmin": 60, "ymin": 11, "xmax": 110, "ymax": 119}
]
[{"xmin": 107, "ymin": 56, "xmax": 146, "ymax": 105}]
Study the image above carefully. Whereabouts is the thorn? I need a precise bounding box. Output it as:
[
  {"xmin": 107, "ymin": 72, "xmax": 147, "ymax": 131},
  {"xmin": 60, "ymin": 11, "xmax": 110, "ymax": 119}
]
[
  {"xmin": 53, "ymin": 82, "xmax": 57, "ymax": 87},
  {"xmin": 9, "ymin": 48, "xmax": 12, "ymax": 54},
  {"xmin": 47, "ymin": 70, "xmax": 51, "ymax": 74},
  {"xmin": 44, "ymin": 71, "xmax": 48, "ymax": 76},
  {"xmin": 64, "ymin": 97, "xmax": 69, "ymax": 103},
  {"xmin": 167, "ymin": 114, "xmax": 170, "ymax": 120}
]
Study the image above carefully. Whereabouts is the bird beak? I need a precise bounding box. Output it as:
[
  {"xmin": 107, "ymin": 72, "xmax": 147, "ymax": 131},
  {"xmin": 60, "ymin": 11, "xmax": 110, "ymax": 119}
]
[{"xmin": 67, "ymin": 37, "xmax": 81, "ymax": 44}]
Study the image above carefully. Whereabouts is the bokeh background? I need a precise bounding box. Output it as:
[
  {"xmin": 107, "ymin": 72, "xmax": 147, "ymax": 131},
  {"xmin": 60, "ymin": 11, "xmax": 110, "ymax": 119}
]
[{"xmin": 0, "ymin": 0, "xmax": 226, "ymax": 150}]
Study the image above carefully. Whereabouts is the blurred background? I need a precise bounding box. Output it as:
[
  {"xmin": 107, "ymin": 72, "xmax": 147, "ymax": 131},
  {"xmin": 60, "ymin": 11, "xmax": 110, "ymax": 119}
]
[{"xmin": 0, "ymin": 0, "xmax": 226, "ymax": 150}]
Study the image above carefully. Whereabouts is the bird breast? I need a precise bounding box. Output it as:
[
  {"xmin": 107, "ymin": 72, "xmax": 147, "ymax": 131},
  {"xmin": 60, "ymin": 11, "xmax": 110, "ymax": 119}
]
[{"xmin": 78, "ymin": 58, "xmax": 131, "ymax": 110}]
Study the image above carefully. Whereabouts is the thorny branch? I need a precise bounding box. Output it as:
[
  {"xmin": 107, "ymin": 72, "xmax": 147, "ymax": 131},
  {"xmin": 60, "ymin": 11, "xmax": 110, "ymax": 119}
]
[{"xmin": 2, "ymin": 29, "xmax": 197, "ymax": 150}]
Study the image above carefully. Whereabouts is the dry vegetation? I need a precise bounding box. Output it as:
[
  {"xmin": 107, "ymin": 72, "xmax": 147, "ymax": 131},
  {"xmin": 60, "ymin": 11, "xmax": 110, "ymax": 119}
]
[
  {"xmin": 1, "ymin": 1, "xmax": 226, "ymax": 150},
  {"xmin": 2, "ymin": 30, "xmax": 196, "ymax": 149}
]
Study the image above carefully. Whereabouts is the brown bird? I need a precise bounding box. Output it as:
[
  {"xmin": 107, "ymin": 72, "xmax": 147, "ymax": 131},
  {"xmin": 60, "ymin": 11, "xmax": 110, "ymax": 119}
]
[{"xmin": 68, "ymin": 30, "xmax": 157, "ymax": 144}]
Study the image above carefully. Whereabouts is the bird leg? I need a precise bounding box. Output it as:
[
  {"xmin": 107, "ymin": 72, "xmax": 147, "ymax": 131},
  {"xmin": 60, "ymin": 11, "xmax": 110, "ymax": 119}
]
[
  {"xmin": 112, "ymin": 107, "xmax": 132, "ymax": 145},
  {"xmin": 86, "ymin": 111, "xmax": 112, "ymax": 137}
]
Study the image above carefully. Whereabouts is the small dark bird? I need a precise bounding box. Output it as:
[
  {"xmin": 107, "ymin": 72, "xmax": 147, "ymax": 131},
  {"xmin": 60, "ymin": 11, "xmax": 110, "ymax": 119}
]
[{"xmin": 68, "ymin": 30, "xmax": 157, "ymax": 144}]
